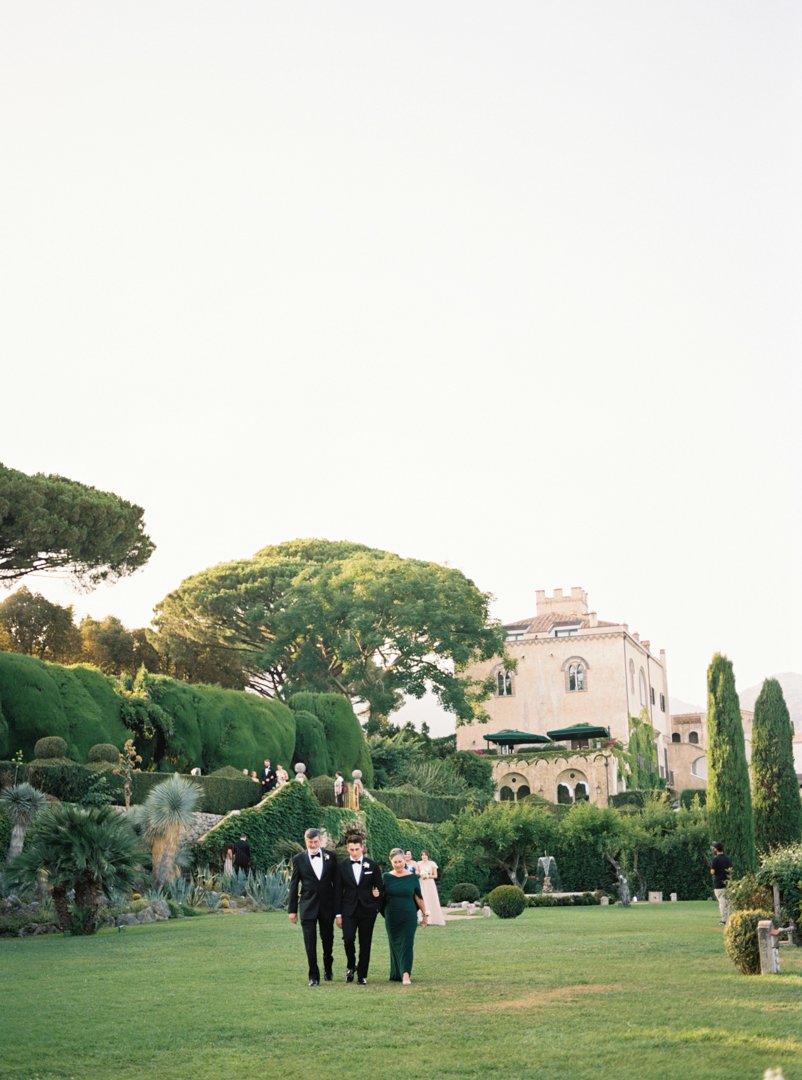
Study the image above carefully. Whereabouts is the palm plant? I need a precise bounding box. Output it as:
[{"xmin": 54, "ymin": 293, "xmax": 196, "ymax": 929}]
[
  {"xmin": 143, "ymin": 774, "xmax": 200, "ymax": 887},
  {"xmin": 1, "ymin": 783, "xmax": 48, "ymax": 864},
  {"xmin": 10, "ymin": 803, "xmax": 141, "ymax": 933}
]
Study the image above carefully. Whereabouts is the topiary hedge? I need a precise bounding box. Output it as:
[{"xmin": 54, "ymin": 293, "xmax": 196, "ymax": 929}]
[
  {"xmin": 450, "ymin": 882, "xmax": 480, "ymax": 903},
  {"xmin": 309, "ymin": 774, "xmax": 337, "ymax": 806},
  {"xmin": 88, "ymin": 743, "xmax": 119, "ymax": 764},
  {"xmin": 289, "ymin": 693, "xmax": 373, "ymax": 786},
  {"xmin": 33, "ymin": 736, "xmax": 69, "ymax": 760},
  {"xmin": 372, "ymin": 787, "xmax": 470, "ymax": 823},
  {"xmin": 724, "ymin": 909, "xmax": 775, "ymax": 974},
  {"xmin": 487, "ymin": 885, "xmax": 527, "ymax": 919},
  {"xmin": 291, "ymin": 709, "xmax": 332, "ymax": 778}
]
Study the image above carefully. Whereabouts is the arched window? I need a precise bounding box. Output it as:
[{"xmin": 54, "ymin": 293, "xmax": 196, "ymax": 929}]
[
  {"xmin": 557, "ymin": 783, "xmax": 573, "ymax": 804},
  {"xmin": 688, "ymin": 731, "xmax": 699, "ymax": 745},
  {"xmin": 574, "ymin": 782, "xmax": 589, "ymax": 802},
  {"xmin": 517, "ymin": 785, "xmax": 531, "ymax": 801},
  {"xmin": 629, "ymin": 659, "xmax": 635, "ymax": 693},
  {"xmin": 671, "ymin": 733, "xmax": 681, "ymax": 744},
  {"xmin": 499, "ymin": 786, "xmax": 514, "ymax": 801},
  {"xmin": 496, "ymin": 669, "xmax": 514, "ymax": 696},
  {"xmin": 562, "ymin": 656, "xmax": 589, "ymax": 693},
  {"xmin": 691, "ymin": 757, "xmax": 707, "ymax": 779},
  {"xmin": 639, "ymin": 669, "xmax": 647, "ymax": 707}
]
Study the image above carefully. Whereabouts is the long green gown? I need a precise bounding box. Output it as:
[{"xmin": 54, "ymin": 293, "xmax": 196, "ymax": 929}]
[{"xmin": 382, "ymin": 871, "xmax": 423, "ymax": 981}]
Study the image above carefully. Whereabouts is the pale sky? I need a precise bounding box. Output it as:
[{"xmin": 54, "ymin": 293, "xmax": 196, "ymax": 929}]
[{"xmin": 2, "ymin": 2, "xmax": 800, "ymax": 734}]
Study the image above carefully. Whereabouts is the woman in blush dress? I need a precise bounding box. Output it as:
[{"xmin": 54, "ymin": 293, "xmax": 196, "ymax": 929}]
[
  {"xmin": 383, "ymin": 848, "xmax": 428, "ymax": 984},
  {"xmin": 416, "ymin": 850, "xmax": 445, "ymax": 926}
]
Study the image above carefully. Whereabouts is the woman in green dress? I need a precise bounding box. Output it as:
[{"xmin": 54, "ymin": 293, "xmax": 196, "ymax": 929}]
[{"xmin": 383, "ymin": 848, "xmax": 428, "ymax": 984}]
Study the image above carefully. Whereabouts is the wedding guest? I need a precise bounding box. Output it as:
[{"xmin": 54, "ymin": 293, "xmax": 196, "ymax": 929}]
[
  {"xmin": 404, "ymin": 850, "xmax": 417, "ymax": 874},
  {"xmin": 234, "ymin": 834, "xmax": 251, "ymax": 873},
  {"xmin": 383, "ymin": 847, "xmax": 427, "ymax": 985},
  {"xmin": 334, "ymin": 771, "xmax": 345, "ymax": 807},
  {"xmin": 335, "ymin": 833, "xmax": 384, "ymax": 984},
  {"xmin": 276, "ymin": 764, "xmax": 289, "ymax": 786},
  {"xmin": 260, "ymin": 759, "xmax": 277, "ymax": 796},
  {"xmin": 416, "ymin": 850, "xmax": 445, "ymax": 926},
  {"xmin": 223, "ymin": 843, "xmax": 235, "ymax": 876},
  {"xmin": 288, "ymin": 828, "xmax": 338, "ymax": 986},
  {"xmin": 249, "ymin": 770, "xmax": 260, "ymax": 785}
]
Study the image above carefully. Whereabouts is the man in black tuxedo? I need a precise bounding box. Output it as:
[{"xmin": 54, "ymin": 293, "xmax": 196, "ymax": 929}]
[
  {"xmin": 335, "ymin": 833, "xmax": 384, "ymax": 986},
  {"xmin": 288, "ymin": 828, "xmax": 338, "ymax": 986},
  {"xmin": 260, "ymin": 759, "xmax": 277, "ymax": 797},
  {"xmin": 234, "ymin": 834, "xmax": 250, "ymax": 873}
]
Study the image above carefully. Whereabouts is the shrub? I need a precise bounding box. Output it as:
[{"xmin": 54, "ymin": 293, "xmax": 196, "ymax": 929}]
[
  {"xmin": 291, "ymin": 709, "xmax": 331, "ymax": 778},
  {"xmin": 723, "ymin": 909, "xmax": 775, "ymax": 974},
  {"xmin": 609, "ymin": 791, "xmax": 647, "ymax": 809},
  {"xmin": 679, "ymin": 788, "xmax": 707, "ymax": 809},
  {"xmin": 33, "ymin": 737, "xmax": 69, "ymax": 760},
  {"xmin": 527, "ymin": 893, "xmax": 600, "ymax": 907},
  {"xmin": 487, "ymin": 885, "xmax": 527, "ymax": 919},
  {"xmin": 88, "ymin": 743, "xmax": 119, "ymax": 764},
  {"xmin": 755, "ymin": 843, "xmax": 802, "ymax": 930},
  {"xmin": 309, "ymin": 774, "xmax": 336, "ymax": 807},
  {"xmin": 372, "ymin": 787, "xmax": 470, "ymax": 823},
  {"xmin": 727, "ymin": 872, "xmax": 773, "ymax": 914},
  {"xmin": 450, "ymin": 882, "xmax": 480, "ymax": 903},
  {"xmin": 289, "ymin": 693, "xmax": 373, "ymax": 786}
]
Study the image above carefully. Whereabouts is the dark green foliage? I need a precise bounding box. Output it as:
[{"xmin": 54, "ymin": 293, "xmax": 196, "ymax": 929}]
[
  {"xmin": 627, "ymin": 712, "xmax": 663, "ymax": 790},
  {"xmin": 527, "ymin": 893, "xmax": 600, "ymax": 907},
  {"xmin": 609, "ymin": 791, "xmax": 647, "ymax": 809},
  {"xmin": 360, "ymin": 800, "xmax": 443, "ymax": 866},
  {"xmin": 291, "ymin": 709, "xmax": 331, "ymax": 777},
  {"xmin": 449, "ymin": 882, "xmax": 480, "ymax": 903},
  {"xmin": 706, "ymin": 654, "xmax": 756, "ymax": 874},
  {"xmin": 192, "ymin": 782, "xmax": 323, "ymax": 872},
  {"xmin": 209, "ymin": 765, "xmax": 248, "ymax": 779},
  {"xmin": 723, "ymin": 909, "xmax": 775, "ymax": 975},
  {"xmin": 727, "ymin": 872, "xmax": 773, "ymax": 914},
  {"xmin": 0, "ymin": 653, "xmax": 127, "ymax": 761},
  {"xmin": 438, "ymin": 854, "xmax": 493, "ymax": 901},
  {"xmin": 0, "ymin": 461, "xmax": 154, "ymax": 585},
  {"xmin": 0, "ymin": 587, "xmax": 81, "ymax": 662},
  {"xmin": 34, "ymin": 736, "xmax": 69, "ymax": 760},
  {"xmin": 679, "ymin": 788, "xmax": 707, "ymax": 809},
  {"xmin": 87, "ymin": 743, "xmax": 120, "ymax": 764},
  {"xmin": 0, "ymin": 910, "xmax": 59, "ymax": 937},
  {"xmin": 372, "ymin": 787, "xmax": 471, "ymax": 823},
  {"xmin": 751, "ymin": 679, "xmax": 802, "ymax": 852},
  {"xmin": 143, "ymin": 673, "xmax": 296, "ymax": 773},
  {"xmin": 289, "ymin": 693, "xmax": 372, "ymax": 786},
  {"xmin": 755, "ymin": 843, "xmax": 802, "ymax": 929},
  {"xmin": 487, "ymin": 884, "xmax": 527, "ymax": 918},
  {"xmin": 0, "ymin": 804, "xmax": 10, "ymax": 855},
  {"xmin": 308, "ymin": 774, "xmax": 336, "ymax": 806},
  {"xmin": 450, "ymin": 750, "xmax": 495, "ymax": 799}
]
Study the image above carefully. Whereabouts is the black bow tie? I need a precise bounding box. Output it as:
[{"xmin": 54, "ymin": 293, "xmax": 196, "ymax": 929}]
[
  {"xmin": 351, "ymin": 860, "xmax": 362, "ymax": 865},
  {"xmin": 310, "ymin": 853, "xmax": 321, "ymax": 859}
]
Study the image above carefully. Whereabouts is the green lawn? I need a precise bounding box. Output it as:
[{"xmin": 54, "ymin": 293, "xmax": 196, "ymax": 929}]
[{"xmin": 2, "ymin": 902, "xmax": 801, "ymax": 1080}]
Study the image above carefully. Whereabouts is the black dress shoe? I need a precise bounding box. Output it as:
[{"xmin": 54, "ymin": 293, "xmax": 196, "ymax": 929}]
[
  {"xmin": 357, "ymin": 977, "xmax": 367, "ymax": 986},
  {"xmin": 346, "ymin": 968, "xmax": 355, "ymax": 983},
  {"xmin": 323, "ymin": 972, "xmax": 333, "ymax": 982},
  {"xmin": 308, "ymin": 979, "xmax": 319, "ymax": 987}
]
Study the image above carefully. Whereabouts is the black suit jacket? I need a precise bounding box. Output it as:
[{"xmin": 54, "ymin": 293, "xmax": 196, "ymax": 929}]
[
  {"xmin": 288, "ymin": 849, "xmax": 338, "ymax": 920},
  {"xmin": 335, "ymin": 856, "xmax": 384, "ymax": 918}
]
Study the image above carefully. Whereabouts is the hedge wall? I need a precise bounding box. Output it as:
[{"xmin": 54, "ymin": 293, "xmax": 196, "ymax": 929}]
[
  {"xmin": 142, "ymin": 674, "xmax": 296, "ymax": 773},
  {"xmin": 192, "ymin": 781, "xmax": 323, "ymax": 872},
  {"xmin": 360, "ymin": 800, "xmax": 444, "ymax": 867},
  {"xmin": 289, "ymin": 693, "xmax": 373, "ymax": 787},
  {"xmin": 0, "ymin": 761, "xmax": 262, "ymax": 816},
  {"xmin": 371, "ymin": 787, "xmax": 469, "ymax": 824},
  {"xmin": 291, "ymin": 709, "xmax": 331, "ymax": 777}
]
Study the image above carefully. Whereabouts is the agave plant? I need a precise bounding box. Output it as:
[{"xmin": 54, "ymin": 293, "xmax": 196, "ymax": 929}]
[
  {"xmin": 10, "ymin": 803, "xmax": 141, "ymax": 934},
  {"xmin": 244, "ymin": 861, "xmax": 291, "ymax": 911},
  {"xmin": 143, "ymin": 774, "xmax": 200, "ymax": 887},
  {"xmin": 1, "ymin": 783, "xmax": 48, "ymax": 864}
]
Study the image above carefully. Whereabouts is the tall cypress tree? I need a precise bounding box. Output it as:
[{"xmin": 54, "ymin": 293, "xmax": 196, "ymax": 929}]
[
  {"xmin": 752, "ymin": 678, "xmax": 802, "ymax": 852},
  {"xmin": 706, "ymin": 654, "xmax": 756, "ymax": 874}
]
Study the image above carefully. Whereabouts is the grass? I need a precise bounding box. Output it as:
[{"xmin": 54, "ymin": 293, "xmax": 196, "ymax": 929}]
[{"xmin": 1, "ymin": 902, "xmax": 801, "ymax": 1080}]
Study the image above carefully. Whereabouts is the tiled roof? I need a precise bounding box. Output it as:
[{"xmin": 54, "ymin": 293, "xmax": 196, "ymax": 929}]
[{"xmin": 504, "ymin": 614, "xmax": 619, "ymax": 635}]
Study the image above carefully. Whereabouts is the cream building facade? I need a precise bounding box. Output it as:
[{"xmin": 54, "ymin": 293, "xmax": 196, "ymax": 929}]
[{"xmin": 457, "ymin": 587, "xmax": 672, "ymax": 805}]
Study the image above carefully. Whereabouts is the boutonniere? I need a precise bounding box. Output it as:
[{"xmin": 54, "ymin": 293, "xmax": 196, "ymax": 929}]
[{"xmin": 323, "ymin": 854, "xmax": 330, "ymax": 861}]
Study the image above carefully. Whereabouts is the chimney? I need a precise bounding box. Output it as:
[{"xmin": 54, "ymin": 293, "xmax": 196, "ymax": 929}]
[{"xmin": 588, "ymin": 611, "xmax": 598, "ymax": 627}]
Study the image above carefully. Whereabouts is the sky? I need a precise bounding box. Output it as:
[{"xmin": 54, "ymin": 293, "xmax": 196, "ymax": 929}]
[{"xmin": 2, "ymin": 2, "xmax": 801, "ymax": 735}]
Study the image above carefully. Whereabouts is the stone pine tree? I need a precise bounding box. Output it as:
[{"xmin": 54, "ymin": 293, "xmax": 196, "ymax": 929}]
[
  {"xmin": 751, "ymin": 678, "xmax": 802, "ymax": 852},
  {"xmin": 706, "ymin": 653, "xmax": 756, "ymax": 875}
]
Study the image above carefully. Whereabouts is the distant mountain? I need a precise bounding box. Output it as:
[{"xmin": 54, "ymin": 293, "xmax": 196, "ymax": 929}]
[{"xmin": 738, "ymin": 673, "xmax": 802, "ymax": 726}]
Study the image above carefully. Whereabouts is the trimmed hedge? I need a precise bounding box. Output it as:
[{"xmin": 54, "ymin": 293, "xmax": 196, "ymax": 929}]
[
  {"xmin": 34, "ymin": 737, "xmax": 69, "ymax": 760},
  {"xmin": 450, "ymin": 883, "xmax": 480, "ymax": 903},
  {"xmin": 142, "ymin": 674, "xmax": 296, "ymax": 774},
  {"xmin": 360, "ymin": 800, "xmax": 443, "ymax": 866},
  {"xmin": 289, "ymin": 693, "xmax": 373, "ymax": 787},
  {"xmin": 0, "ymin": 761, "xmax": 262, "ymax": 815},
  {"xmin": 291, "ymin": 709, "xmax": 331, "ymax": 778},
  {"xmin": 488, "ymin": 885, "xmax": 527, "ymax": 918},
  {"xmin": 88, "ymin": 744, "xmax": 119, "ymax": 763},
  {"xmin": 527, "ymin": 893, "xmax": 600, "ymax": 907},
  {"xmin": 192, "ymin": 781, "xmax": 323, "ymax": 871},
  {"xmin": 724, "ymin": 909, "xmax": 774, "ymax": 974},
  {"xmin": 371, "ymin": 787, "xmax": 469, "ymax": 824}
]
